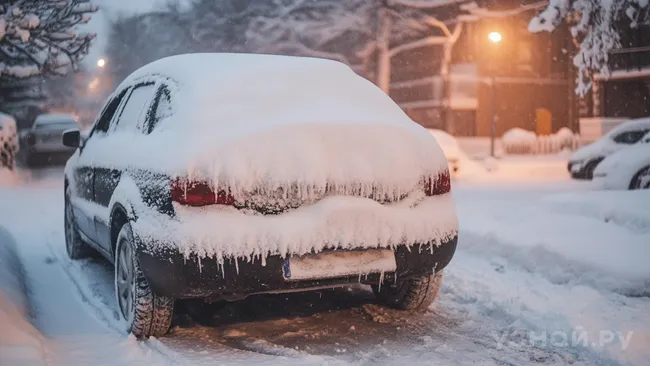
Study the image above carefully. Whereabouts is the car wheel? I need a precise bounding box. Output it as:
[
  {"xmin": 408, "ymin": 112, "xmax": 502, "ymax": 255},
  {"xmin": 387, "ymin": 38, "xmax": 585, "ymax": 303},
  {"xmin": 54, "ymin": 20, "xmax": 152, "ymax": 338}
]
[
  {"xmin": 372, "ymin": 271, "xmax": 443, "ymax": 310},
  {"xmin": 115, "ymin": 223, "xmax": 174, "ymax": 338},
  {"xmin": 629, "ymin": 166, "xmax": 650, "ymax": 190},
  {"xmin": 64, "ymin": 188, "xmax": 92, "ymax": 260}
]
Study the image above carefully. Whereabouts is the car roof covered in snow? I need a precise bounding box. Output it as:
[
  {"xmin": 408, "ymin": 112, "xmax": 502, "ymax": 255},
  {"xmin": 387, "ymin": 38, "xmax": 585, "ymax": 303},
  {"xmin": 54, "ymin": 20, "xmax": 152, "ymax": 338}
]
[
  {"xmin": 607, "ymin": 117, "xmax": 650, "ymax": 136},
  {"xmin": 34, "ymin": 113, "xmax": 78, "ymax": 126},
  {"xmin": 115, "ymin": 53, "xmax": 417, "ymax": 131}
]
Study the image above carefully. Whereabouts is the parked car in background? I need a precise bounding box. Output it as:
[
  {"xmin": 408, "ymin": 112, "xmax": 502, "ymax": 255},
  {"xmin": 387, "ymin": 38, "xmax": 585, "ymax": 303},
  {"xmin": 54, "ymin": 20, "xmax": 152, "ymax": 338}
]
[
  {"xmin": 428, "ymin": 129, "xmax": 464, "ymax": 174},
  {"xmin": 62, "ymin": 54, "xmax": 459, "ymax": 338},
  {"xmin": 21, "ymin": 113, "xmax": 79, "ymax": 166},
  {"xmin": 568, "ymin": 118, "xmax": 650, "ymax": 179},
  {"xmin": 0, "ymin": 112, "xmax": 18, "ymax": 170},
  {"xmin": 593, "ymin": 132, "xmax": 650, "ymax": 190}
]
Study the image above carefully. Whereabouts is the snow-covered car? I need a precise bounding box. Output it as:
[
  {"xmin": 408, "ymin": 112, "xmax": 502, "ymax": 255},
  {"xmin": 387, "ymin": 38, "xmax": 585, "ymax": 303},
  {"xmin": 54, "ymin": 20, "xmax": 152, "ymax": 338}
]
[
  {"xmin": 568, "ymin": 117, "xmax": 650, "ymax": 179},
  {"xmin": 22, "ymin": 113, "xmax": 80, "ymax": 166},
  {"xmin": 427, "ymin": 129, "xmax": 463, "ymax": 174},
  {"xmin": 0, "ymin": 112, "xmax": 18, "ymax": 170},
  {"xmin": 62, "ymin": 54, "xmax": 458, "ymax": 338},
  {"xmin": 593, "ymin": 132, "xmax": 650, "ymax": 190}
]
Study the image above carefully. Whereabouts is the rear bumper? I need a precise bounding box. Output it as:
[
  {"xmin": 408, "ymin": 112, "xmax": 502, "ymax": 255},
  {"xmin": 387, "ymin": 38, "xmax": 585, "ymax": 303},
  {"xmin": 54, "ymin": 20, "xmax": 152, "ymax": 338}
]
[{"xmin": 135, "ymin": 236, "xmax": 458, "ymax": 300}]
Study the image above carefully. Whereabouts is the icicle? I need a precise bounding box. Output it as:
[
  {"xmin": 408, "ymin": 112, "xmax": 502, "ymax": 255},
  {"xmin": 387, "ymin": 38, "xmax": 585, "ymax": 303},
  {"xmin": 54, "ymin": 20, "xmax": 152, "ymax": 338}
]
[
  {"xmin": 378, "ymin": 270, "xmax": 385, "ymax": 292},
  {"xmin": 220, "ymin": 262, "xmax": 225, "ymax": 278},
  {"xmin": 234, "ymin": 257, "xmax": 239, "ymax": 275},
  {"xmin": 197, "ymin": 256, "xmax": 203, "ymax": 273}
]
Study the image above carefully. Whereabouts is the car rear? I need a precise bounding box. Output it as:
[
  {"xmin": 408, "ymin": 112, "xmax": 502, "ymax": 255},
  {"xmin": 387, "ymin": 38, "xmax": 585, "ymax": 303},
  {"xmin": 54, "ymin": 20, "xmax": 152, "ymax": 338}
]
[{"xmin": 132, "ymin": 167, "xmax": 457, "ymax": 300}]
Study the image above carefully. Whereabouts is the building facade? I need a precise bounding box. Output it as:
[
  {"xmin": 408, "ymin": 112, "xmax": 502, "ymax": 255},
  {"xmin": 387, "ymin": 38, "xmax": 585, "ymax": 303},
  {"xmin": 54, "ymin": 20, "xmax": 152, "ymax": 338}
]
[{"xmin": 389, "ymin": 0, "xmax": 579, "ymax": 137}]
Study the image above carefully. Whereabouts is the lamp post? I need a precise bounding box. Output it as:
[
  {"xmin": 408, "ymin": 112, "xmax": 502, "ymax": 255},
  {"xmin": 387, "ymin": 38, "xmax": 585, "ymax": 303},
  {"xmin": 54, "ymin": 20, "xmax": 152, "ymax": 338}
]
[
  {"xmin": 97, "ymin": 58, "xmax": 106, "ymax": 68},
  {"xmin": 487, "ymin": 31, "xmax": 502, "ymax": 158}
]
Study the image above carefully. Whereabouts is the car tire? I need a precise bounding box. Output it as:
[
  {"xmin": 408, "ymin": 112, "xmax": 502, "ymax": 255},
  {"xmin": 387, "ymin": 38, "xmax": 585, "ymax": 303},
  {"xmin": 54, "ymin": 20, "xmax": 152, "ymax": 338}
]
[
  {"xmin": 629, "ymin": 165, "xmax": 650, "ymax": 190},
  {"xmin": 115, "ymin": 223, "xmax": 174, "ymax": 338},
  {"xmin": 372, "ymin": 271, "xmax": 443, "ymax": 310},
  {"xmin": 64, "ymin": 188, "xmax": 92, "ymax": 260}
]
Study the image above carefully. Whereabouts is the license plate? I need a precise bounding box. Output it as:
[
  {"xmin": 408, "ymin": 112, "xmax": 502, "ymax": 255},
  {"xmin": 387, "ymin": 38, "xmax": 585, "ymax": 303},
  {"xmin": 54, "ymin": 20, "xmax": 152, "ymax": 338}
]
[{"xmin": 283, "ymin": 249, "xmax": 397, "ymax": 281}]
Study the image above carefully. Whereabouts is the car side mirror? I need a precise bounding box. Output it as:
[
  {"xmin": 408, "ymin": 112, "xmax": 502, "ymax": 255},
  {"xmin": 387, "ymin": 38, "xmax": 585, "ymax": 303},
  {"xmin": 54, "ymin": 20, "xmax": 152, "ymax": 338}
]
[{"xmin": 62, "ymin": 129, "xmax": 81, "ymax": 148}]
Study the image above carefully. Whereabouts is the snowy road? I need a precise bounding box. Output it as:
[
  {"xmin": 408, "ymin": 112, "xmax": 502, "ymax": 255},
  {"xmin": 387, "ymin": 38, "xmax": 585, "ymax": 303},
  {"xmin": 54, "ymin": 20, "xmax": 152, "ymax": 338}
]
[{"xmin": 0, "ymin": 162, "xmax": 648, "ymax": 365}]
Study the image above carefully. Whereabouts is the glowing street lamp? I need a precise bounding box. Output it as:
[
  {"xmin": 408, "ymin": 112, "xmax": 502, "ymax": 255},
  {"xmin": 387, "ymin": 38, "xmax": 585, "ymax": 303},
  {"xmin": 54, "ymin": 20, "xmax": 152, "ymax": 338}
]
[
  {"xmin": 97, "ymin": 58, "xmax": 106, "ymax": 68},
  {"xmin": 488, "ymin": 31, "xmax": 502, "ymax": 44}
]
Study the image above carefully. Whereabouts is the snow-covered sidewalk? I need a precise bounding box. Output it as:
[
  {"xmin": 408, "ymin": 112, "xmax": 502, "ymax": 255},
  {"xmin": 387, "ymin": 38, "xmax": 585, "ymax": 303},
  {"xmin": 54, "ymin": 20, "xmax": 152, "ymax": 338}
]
[{"xmin": 0, "ymin": 160, "xmax": 648, "ymax": 365}]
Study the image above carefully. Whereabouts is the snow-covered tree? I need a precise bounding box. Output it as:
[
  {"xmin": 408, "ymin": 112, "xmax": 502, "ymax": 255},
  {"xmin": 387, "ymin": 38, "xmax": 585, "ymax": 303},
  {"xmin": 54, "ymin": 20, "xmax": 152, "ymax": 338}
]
[
  {"xmin": 106, "ymin": 10, "xmax": 194, "ymax": 83},
  {"xmin": 245, "ymin": 0, "xmax": 465, "ymax": 91},
  {"xmin": 106, "ymin": 0, "xmax": 466, "ymax": 96},
  {"xmin": 529, "ymin": 0, "xmax": 650, "ymax": 94},
  {"xmin": 0, "ymin": 0, "xmax": 97, "ymax": 80}
]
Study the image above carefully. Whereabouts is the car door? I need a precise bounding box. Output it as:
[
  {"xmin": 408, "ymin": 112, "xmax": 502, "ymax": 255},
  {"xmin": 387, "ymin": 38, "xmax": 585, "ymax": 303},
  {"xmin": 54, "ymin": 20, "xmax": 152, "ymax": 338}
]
[
  {"xmin": 71, "ymin": 90, "xmax": 129, "ymax": 245},
  {"xmin": 93, "ymin": 82, "xmax": 158, "ymax": 250}
]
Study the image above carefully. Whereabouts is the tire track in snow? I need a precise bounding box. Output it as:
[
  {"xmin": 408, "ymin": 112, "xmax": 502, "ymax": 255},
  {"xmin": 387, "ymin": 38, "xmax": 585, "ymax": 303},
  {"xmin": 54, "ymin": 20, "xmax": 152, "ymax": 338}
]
[
  {"xmin": 43, "ymin": 231, "xmax": 195, "ymax": 365},
  {"xmin": 44, "ymin": 235, "xmax": 336, "ymax": 365}
]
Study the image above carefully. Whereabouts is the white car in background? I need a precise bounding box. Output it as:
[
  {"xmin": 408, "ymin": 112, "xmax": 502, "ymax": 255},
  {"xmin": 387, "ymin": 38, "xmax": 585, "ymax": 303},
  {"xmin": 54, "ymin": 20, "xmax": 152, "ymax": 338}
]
[
  {"xmin": 593, "ymin": 132, "xmax": 650, "ymax": 190},
  {"xmin": 428, "ymin": 129, "xmax": 464, "ymax": 174},
  {"xmin": 21, "ymin": 113, "xmax": 80, "ymax": 166},
  {"xmin": 568, "ymin": 118, "xmax": 650, "ymax": 179}
]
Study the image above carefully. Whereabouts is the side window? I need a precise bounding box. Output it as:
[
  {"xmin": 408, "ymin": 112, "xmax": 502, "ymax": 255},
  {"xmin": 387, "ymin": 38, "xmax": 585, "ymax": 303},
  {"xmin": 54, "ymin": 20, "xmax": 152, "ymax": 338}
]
[
  {"xmin": 92, "ymin": 88, "xmax": 129, "ymax": 135},
  {"xmin": 113, "ymin": 83, "xmax": 157, "ymax": 133},
  {"xmin": 144, "ymin": 85, "xmax": 173, "ymax": 134},
  {"xmin": 613, "ymin": 130, "xmax": 647, "ymax": 144}
]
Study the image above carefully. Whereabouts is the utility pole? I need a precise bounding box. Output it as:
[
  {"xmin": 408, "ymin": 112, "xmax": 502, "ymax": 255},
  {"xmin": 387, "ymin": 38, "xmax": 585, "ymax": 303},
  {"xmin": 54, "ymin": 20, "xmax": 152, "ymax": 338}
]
[
  {"xmin": 487, "ymin": 31, "xmax": 502, "ymax": 157},
  {"xmin": 489, "ymin": 73, "xmax": 497, "ymax": 157},
  {"xmin": 376, "ymin": 6, "xmax": 393, "ymax": 94}
]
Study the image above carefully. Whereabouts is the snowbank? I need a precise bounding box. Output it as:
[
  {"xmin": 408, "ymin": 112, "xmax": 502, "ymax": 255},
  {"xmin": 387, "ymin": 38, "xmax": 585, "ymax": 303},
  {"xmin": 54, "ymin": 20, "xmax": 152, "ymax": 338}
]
[
  {"xmin": 458, "ymin": 189, "xmax": 650, "ymax": 282},
  {"xmin": 428, "ymin": 129, "xmax": 464, "ymax": 162},
  {"xmin": 427, "ymin": 129, "xmax": 486, "ymax": 178},
  {"xmin": 73, "ymin": 54, "xmax": 448, "ymax": 203},
  {"xmin": 502, "ymin": 128, "xmax": 537, "ymax": 145},
  {"xmin": 502, "ymin": 127, "xmax": 580, "ymax": 155},
  {"xmin": 501, "ymin": 128, "xmax": 536, "ymax": 154},
  {"xmin": 0, "ymin": 227, "xmax": 49, "ymax": 366}
]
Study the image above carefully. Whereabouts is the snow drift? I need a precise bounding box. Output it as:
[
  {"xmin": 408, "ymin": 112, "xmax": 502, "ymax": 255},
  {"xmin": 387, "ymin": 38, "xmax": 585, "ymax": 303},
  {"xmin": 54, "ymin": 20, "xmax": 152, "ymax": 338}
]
[{"xmin": 0, "ymin": 228, "xmax": 49, "ymax": 366}]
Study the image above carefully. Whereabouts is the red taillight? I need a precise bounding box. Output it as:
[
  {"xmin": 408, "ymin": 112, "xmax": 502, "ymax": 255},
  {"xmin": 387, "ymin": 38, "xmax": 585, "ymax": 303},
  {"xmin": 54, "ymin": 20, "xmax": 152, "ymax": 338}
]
[
  {"xmin": 171, "ymin": 179, "xmax": 235, "ymax": 206},
  {"xmin": 423, "ymin": 170, "xmax": 451, "ymax": 196}
]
